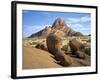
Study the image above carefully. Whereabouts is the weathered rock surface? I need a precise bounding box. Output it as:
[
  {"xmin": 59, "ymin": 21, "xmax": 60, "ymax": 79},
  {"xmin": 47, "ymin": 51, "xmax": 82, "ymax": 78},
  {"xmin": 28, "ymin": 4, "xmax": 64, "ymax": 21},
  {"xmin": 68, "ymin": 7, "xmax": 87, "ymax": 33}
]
[
  {"xmin": 69, "ymin": 39, "xmax": 85, "ymax": 59},
  {"xmin": 69, "ymin": 39, "xmax": 85, "ymax": 52},
  {"xmin": 55, "ymin": 50, "xmax": 72, "ymax": 66},
  {"xmin": 46, "ymin": 34, "xmax": 72, "ymax": 66},
  {"xmin": 75, "ymin": 51, "xmax": 85, "ymax": 59},
  {"xmin": 46, "ymin": 34, "xmax": 62, "ymax": 55},
  {"xmin": 29, "ymin": 18, "xmax": 83, "ymax": 38}
]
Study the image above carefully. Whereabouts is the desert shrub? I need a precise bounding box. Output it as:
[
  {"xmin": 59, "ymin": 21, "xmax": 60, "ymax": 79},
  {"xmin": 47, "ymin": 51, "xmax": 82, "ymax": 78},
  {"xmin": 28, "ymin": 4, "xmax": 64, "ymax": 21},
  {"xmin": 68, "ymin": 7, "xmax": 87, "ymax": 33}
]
[
  {"xmin": 29, "ymin": 42, "xmax": 38, "ymax": 45},
  {"xmin": 85, "ymin": 47, "xmax": 91, "ymax": 56},
  {"xmin": 87, "ymin": 39, "xmax": 91, "ymax": 42}
]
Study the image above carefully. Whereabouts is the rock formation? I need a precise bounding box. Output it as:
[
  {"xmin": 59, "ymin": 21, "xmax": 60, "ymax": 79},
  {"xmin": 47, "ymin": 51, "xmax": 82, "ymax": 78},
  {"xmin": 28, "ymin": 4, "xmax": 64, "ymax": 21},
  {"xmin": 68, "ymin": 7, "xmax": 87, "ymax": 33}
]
[
  {"xmin": 69, "ymin": 39, "xmax": 85, "ymax": 52},
  {"xmin": 29, "ymin": 18, "xmax": 83, "ymax": 38},
  {"xmin": 46, "ymin": 33, "xmax": 62, "ymax": 55},
  {"xmin": 46, "ymin": 33, "xmax": 72, "ymax": 66},
  {"xmin": 75, "ymin": 51, "xmax": 85, "ymax": 59},
  {"xmin": 52, "ymin": 18, "xmax": 68, "ymax": 29},
  {"xmin": 69, "ymin": 39, "xmax": 85, "ymax": 59},
  {"xmin": 55, "ymin": 50, "xmax": 72, "ymax": 66}
]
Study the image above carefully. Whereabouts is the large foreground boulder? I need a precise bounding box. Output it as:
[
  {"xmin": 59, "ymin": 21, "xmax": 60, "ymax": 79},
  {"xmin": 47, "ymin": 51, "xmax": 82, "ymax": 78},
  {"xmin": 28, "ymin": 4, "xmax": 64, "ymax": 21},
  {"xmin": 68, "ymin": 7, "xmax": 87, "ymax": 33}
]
[
  {"xmin": 46, "ymin": 34, "xmax": 62, "ymax": 55},
  {"xmin": 47, "ymin": 34, "xmax": 72, "ymax": 66},
  {"xmin": 46, "ymin": 34, "xmax": 72, "ymax": 66}
]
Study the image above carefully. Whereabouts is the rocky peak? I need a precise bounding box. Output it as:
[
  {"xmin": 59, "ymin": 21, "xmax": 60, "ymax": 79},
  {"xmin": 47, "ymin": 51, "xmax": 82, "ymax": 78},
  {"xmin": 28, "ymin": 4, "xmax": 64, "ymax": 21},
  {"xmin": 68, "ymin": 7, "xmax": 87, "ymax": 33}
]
[
  {"xmin": 29, "ymin": 18, "xmax": 83, "ymax": 38},
  {"xmin": 52, "ymin": 18, "xmax": 68, "ymax": 29}
]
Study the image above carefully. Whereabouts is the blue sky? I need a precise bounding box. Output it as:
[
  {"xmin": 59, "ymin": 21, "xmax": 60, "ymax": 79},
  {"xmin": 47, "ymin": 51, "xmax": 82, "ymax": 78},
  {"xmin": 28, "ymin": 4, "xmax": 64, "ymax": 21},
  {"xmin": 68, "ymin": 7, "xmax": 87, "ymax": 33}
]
[{"xmin": 22, "ymin": 10, "xmax": 91, "ymax": 37}]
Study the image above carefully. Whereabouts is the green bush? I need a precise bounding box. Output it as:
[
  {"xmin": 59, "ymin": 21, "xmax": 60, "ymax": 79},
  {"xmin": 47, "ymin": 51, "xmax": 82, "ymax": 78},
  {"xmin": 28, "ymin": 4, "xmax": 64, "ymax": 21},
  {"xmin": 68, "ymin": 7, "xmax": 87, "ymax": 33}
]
[{"xmin": 85, "ymin": 47, "xmax": 91, "ymax": 56}]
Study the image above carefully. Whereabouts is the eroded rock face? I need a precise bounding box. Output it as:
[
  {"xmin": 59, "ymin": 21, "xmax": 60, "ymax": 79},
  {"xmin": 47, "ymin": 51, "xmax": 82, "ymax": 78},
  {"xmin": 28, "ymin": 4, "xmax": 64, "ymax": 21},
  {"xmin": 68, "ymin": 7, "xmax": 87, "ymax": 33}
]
[
  {"xmin": 46, "ymin": 34, "xmax": 62, "ymax": 55},
  {"xmin": 75, "ymin": 51, "xmax": 85, "ymax": 59},
  {"xmin": 69, "ymin": 39, "xmax": 84, "ymax": 52},
  {"xmin": 41, "ymin": 26, "xmax": 52, "ymax": 38},
  {"xmin": 52, "ymin": 18, "xmax": 67, "ymax": 29},
  {"xmin": 46, "ymin": 34, "xmax": 72, "ymax": 66},
  {"xmin": 55, "ymin": 50, "xmax": 72, "ymax": 66},
  {"xmin": 29, "ymin": 18, "xmax": 83, "ymax": 38},
  {"xmin": 69, "ymin": 39, "xmax": 85, "ymax": 59},
  {"xmin": 51, "ymin": 29, "xmax": 65, "ymax": 37}
]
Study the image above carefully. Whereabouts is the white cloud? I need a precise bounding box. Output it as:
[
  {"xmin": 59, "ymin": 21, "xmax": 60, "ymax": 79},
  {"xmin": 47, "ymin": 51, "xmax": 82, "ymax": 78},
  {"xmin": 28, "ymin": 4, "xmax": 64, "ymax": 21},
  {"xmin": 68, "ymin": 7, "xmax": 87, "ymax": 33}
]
[
  {"xmin": 66, "ymin": 15, "xmax": 91, "ymax": 35},
  {"xmin": 69, "ymin": 23, "xmax": 90, "ymax": 35},
  {"xmin": 70, "ymin": 23, "xmax": 83, "ymax": 28},
  {"xmin": 67, "ymin": 18, "xmax": 80, "ymax": 23},
  {"xmin": 67, "ymin": 15, "xmax": 91, "ymax": 24},
  {"xmin": 81, "ymin": 16, "xmax": 91, "ymax": 22}
]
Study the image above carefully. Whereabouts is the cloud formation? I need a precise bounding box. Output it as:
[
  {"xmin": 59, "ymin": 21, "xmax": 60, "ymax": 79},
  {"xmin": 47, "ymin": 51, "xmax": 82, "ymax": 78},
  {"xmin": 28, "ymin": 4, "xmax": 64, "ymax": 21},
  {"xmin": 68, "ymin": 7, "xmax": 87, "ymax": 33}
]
[
  {"xmin": 66, "ymin": 16, "xmax": 91, "ymax": 35},
  {"xmin": 23, "ymin": 10, "xmax": 91, "ymax": 37},
  {"xmin": 67, "ymin": 16, "xmax": 90, "ymax": 23}
]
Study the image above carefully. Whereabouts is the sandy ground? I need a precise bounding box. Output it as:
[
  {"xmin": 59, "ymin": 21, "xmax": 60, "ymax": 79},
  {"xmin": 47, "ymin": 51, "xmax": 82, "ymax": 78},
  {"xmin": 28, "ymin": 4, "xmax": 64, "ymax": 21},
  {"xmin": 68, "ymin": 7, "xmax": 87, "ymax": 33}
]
[
  {"xmin": 23, "ymin": 46, "xmax": 62, "ymax": 69},
  {"xmin": 23, "ymin": 46, "xmax": 90, "ymax": 69}
]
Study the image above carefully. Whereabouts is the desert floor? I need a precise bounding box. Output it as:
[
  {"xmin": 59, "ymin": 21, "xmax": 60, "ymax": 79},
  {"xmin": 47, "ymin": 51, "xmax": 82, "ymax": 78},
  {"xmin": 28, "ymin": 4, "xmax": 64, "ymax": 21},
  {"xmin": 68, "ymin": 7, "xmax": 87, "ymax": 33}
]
[{"xmin": 23, "ymin": 46, "xmax": 90, "ymax": 69}]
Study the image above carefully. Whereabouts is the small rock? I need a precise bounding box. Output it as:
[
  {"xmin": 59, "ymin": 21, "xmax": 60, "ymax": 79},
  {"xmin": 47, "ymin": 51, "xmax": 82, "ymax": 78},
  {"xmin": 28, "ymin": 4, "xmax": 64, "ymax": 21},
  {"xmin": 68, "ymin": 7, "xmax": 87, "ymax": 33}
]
[{"xmin": 35, "ymin": 43, "xmax": 48, "ymax": 51}]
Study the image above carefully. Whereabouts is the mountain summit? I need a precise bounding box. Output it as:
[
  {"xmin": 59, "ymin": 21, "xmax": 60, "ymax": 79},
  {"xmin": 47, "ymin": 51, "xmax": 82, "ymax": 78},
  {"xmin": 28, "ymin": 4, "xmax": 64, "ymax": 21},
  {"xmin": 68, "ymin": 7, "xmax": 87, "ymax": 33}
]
[
  {"xmin": 52, "ymin": 18, "xmax": 67, "ymax": 29},
  {"xmin": 29, "ymin": 18, "xmax": 83, "ymax": 38}
]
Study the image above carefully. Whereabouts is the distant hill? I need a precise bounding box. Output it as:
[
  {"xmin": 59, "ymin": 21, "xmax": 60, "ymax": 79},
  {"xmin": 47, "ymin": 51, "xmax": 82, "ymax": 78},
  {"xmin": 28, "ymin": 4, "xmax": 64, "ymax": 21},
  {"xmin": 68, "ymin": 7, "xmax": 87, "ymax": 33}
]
[{"xmin": 29, "ymin": 18, "xmax": 83, "ymax": 38}]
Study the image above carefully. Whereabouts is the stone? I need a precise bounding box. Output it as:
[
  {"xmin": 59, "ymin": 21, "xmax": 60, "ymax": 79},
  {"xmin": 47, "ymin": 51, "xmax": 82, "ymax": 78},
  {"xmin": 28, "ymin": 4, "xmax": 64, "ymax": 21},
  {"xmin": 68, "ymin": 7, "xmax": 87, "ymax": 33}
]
[
  {"xmin": 55, "ymin": 50, "xmax": 72, "ymax": 66},
  {"xmin": 75, "ymin": 51, "xmax": 85, "ymax": 59},
  {"xmin": 46, "ymin": 34, "xmax": 62, "ymax": 55},
  {"xmin": 35, "ymin": 43, "xmax": 48, "ymax": 51},
  {"xmin": 69, "ymin": 39, "xmax": 85, "ymax": 53},
  {"xmin": 69, "ymin": 39, "xmax": 85, "ymax": 59}
]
